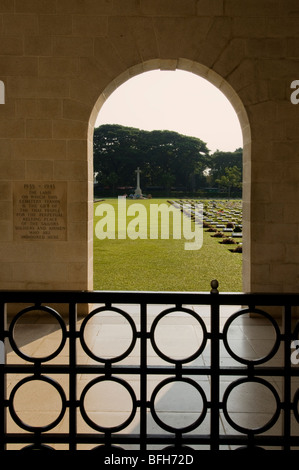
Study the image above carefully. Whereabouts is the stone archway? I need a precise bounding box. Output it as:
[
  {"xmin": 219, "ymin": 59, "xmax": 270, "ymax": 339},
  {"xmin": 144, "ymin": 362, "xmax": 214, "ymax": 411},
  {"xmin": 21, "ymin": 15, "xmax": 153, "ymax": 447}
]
[{"xmin": 88, "ymin": 58, "xmax": 251, "ymax": 291}]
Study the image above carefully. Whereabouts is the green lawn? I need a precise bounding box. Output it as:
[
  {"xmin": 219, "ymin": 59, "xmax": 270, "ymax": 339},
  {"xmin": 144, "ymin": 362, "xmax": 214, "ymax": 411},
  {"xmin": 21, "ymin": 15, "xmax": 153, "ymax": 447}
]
[{"xmin": 93, "ymin": 198, "xmax": 242, "ymax": 292}]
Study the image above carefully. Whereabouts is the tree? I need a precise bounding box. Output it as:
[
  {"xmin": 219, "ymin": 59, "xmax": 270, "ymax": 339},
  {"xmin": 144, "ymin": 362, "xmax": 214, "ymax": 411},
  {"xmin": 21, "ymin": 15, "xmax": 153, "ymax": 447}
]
[
  {"xmin": 93, "ymin": 124, "xmax": 211, "ymax": 194},
  {"xmin": 215, "ymin": 166, "xmax": 242, "ymax": 197},
  {"xmin": 209, "ymin": 148, "xmax": 242, "ymax": 182}
]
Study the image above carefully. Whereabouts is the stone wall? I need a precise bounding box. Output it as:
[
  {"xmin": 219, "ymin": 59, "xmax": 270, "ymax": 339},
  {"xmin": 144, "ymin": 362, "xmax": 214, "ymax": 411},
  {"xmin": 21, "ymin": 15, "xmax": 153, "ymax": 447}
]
[{"xmin": 0, "ymin": 0, "xmax": 298, "ymax": 294}]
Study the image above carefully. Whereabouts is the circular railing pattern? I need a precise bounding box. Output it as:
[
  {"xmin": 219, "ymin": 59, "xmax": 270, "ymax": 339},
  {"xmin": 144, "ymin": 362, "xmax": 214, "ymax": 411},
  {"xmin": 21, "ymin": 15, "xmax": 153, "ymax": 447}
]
[
  {"xmin": 8, "ymin": 305, "xmax": 67, "ymax": 363},
  {"xmin": 222, "ymin": 377, "xmax": 281, "ymax": 435},
  {"xmin": 79, "ymin": 306, "xmax": 137, "ymax": 363},
  {"xmin": 222, "ymin": 307, "xmax": 281, "ymax": 365},
  {"xmin": 9, "ymin": 375, "xmax": 67, "ymax": 433},
  {"xmin": 4, "ymin": 298, "xmax": 297, "ymax": 450},
  {"xmin": 150, "ymin": 377, "xmax": 207, "ymax": 433},
  {"xmin": 79, "ymin": 376, "xmax": 137, "ymax": 433},
  {"xmin": 150, "ymin": 307, "xmax": 208, "ymax": 364}
]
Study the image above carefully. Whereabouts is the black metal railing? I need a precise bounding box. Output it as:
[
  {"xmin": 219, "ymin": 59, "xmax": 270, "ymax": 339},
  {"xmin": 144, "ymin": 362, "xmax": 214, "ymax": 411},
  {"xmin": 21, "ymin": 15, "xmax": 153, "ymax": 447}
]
[{"xmin": 1, "ymin": 281, "xmax": 299, "ymax": 452}]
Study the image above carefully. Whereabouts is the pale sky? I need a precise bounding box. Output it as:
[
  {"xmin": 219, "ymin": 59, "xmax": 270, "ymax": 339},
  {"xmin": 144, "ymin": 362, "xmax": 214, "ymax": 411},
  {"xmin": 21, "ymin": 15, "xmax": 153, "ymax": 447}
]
[{"xmin": 95, "ymin": 70, "xmax": 243, "ymax": 154}]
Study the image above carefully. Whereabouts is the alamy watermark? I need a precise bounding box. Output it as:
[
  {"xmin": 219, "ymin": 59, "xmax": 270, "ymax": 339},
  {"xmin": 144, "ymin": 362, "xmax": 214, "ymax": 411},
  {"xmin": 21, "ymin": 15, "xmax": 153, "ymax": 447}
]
[
  {"xmin": 290, "ymin": 80, "xmax": 299, "ymax": 104},
  {"xmin": 95, "ymin": 197, "xmax": 203, "ymax": 251},
  {"xmin": 0, "ymin": 80, "xmax": 4, "ymax": 104},
  {"xmin": 291, "ymin": 340, "xmax": 299, "ymax": 364}
]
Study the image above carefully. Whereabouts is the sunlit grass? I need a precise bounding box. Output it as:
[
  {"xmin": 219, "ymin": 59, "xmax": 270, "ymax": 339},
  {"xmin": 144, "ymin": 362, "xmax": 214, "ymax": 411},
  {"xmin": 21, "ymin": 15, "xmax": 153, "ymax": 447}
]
[{"xmin": 93, "ymin": 198, "xmax": 242, "ymax": 292}]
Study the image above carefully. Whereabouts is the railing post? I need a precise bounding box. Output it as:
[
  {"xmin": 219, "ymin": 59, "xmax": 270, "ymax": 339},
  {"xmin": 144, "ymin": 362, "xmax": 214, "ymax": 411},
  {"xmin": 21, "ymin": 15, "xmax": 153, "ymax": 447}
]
[
  {"xmin": 0, "ymin": 302, "xmax": 6, "ymax": 451},
  {"xmin": 69, "ymin": 302, "xmax": 77, "ymax": 452},
  {"xmin": 210, "ymin": 280, "xmax": 220, "ymax": 451},
  {"xmin": 140, "ymin": 302, "xmax": 147, "ymax": 453}
]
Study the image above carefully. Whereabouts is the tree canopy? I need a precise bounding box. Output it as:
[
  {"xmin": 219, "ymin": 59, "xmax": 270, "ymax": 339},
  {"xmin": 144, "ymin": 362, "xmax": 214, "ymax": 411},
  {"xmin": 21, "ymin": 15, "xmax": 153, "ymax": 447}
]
[{"xmin": 93, "ymin": 124, "xmax": 242, "ymax": 196}]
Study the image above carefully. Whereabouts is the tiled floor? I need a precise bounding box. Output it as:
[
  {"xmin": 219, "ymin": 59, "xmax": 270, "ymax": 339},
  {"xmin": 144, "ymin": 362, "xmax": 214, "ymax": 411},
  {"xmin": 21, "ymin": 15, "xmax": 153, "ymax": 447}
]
[{"xmin": 4, "ymin": 304, "xmax": 299, "ymax": 450}]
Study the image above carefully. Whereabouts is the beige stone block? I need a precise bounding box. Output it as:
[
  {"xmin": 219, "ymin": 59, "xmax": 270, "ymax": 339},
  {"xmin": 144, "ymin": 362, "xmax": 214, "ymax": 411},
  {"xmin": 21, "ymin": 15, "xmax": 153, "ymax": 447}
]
[
  {"xmin": 7, "ymin": 77, "xmax": 69, "ymax": 99},
  {"xmin": 264, "ymin": 203, "xmax": 284, "ymax": 223},
  {"xmin": 69, "ymin": 79, "xmax": 100, "ymax": 107},
  {"xmin": 198, "ymin": 17, "xmax": 232, "ymax": 67},
  {"xmin": 25, "ymin": 243, "xmax": 56, "ymax": 263},
  {"xmin": 94, "ymin": 38, "xmax": 126, "ymax": 78},
  {"xmin": 0, "ymin": 182, "xmax": 12, "ymax": 200},
  {"xmin": 112, "ymin": 0, "xmax": 141, "ymax": 15},
  {"xmin": 285, "ymin": 120, "xmax": 299, "ymax": 140},
  {"xmin": 197, "ymin": 0, "xmax": 224, "ymax": 15},
  {"xmin": 284, "ymin": 203, "xmax": 299, "ymax": 224},
  {"xmin": 0, "ymin": 201, "xmax": 11, "ymax": 220},
  {"xmin": 251, "ymin": 161, "xmax": 284, "ymax": 183},
  {"xmin": 247, "ymin": 101, "xmax": 277, "ymax": 123},
  {"xmin": 247, "ymin": 38, "xmax": 286, "ymax": 58},
  {"xmin": 68, "ymin": 202, "xmax": 88, "ymax": 222},
  {"xmin": 227, "ymin": 59, "xmax": 256, "ymax": 92},
  {"xmin": 16, "ymin": 99, "xmax": 62, "ymax": 119},
  {"xmin": 0, "ymin": 119, "xmax": 24, "ymax": 138},
  {"xmin": 15, "ymin": 0, "xmax": 56, "ymax": 13},
  {"xmin": 252, "ymin": 242, "xmax": 285, "ymax": 263},
  {"xmin": 39, "ymin": 57, "xmax": 79, "ymax": 78},
  {"xmin": 251, "ymin": 183, "xmax": 272, "ymax": 202},
  {"xmin": 250, "ymin": 120, "xmax": 284, "ymax": 142},
  {"xmin": 56, "ymin": 0, "xmax": 114, "ymax": 15},
  {"xmin": 12, "ymin": 139, "xmax": 66, "ymax": 160},
  {"xmin": 26, "ymin": 119, "xmax": 53, "ymax": 139},
  {"xmin": 237, "ymin": 81, "xmax": 269, "ymax": 106},
  {"xmin": 285, "ymin": 245, "xmax": 299, "ymax": 264},
  {"xmin": 63, "ymin": 99, "xmax": 91, "ymax": 122},
  {"xmin": 225, "ymin": 0, "xmax": 280, "ymax": 17},
  {"xmin": 0, "ymin": 160, "xmax": 25, "ymax": 180},
  {"xmin": 141, "ymin": 0, "xmax": 197, "ymax": 16},
  {"xmin": 0, "ymin": 242, "xmax": 23, "ymax": 262},
  {"xmin": 251, "ymin": 264, "xmax": 270, "ymax": 284},
  {"xmin": 68, "ymin": 182, "xmax": 88, "ymax": 202},
  {"xmin": 54, "ymin": 160, "xmax": 87, "ymax": 181},
  {"xmin": 67, "ymin": 140, "xmax": 88, "ymax": 162},
  {"xmin": 271, "ymin": 141, "xmax": 299, "ymax": 162},
  {"xmin": 38, "ymin": 14, "xmax": 73, "ymax": 35},
  {"xmin": 0, "ymin": 1, "xmax": 14, "ymax": 12},
  {"xmin": 0, "ymin": 262, "xmax": 13, "ymax": 282},
  {"xmin": 67, "ymin": 262, "xmax": 87, "ymax": 283},
  {"xmin": 78, "ymin": 59, "xmax": 112, "ymax": 99},
  {"xmin": 0, "ymin": 37, "xmax": 23, "ymax": 55},
  {"xmin": 24, "ymin": 36, "xmax": 53, "ymax": 56},
  {"xmin": 266, "ymin": 223, "xmax": 298, "ymax": 244},
  {"xmin": 12, "ymin": 262, "xmax": 69, "ymax": 284},
  {"xmin": 26, "ymin": 160, "xmax": 54, "ymax": 180},
  {"xmin": 214, "ymin": 39, "xmax": 246, "ymax": 78},
  {"xmin": 68, "ymin": 223, "xmax": 87, "ymax": 241},
  {"xmin": 72, "ymin": 15, "xmax": 108, "ymax": 37},
  {"xmin": 54, "ymin": 242, "xmax": 86, "ymax": 262},
  {"xmin": 268, "ymin": 80, "xmax": 287, "ymax": 101},
  {"xmin": 233, "ymin": 17, "xmax": 267, "ymax": 38},
  {"xmin": 0, "ymin": 99, "xmax": 15, "ymax": 119},
  {"xmin": 3, "ymin": 14, "xmax": 38, "ymax": 36},
  {"xmin": 257, "ymin": 58, "xmax": 299, "ymax": 80},
  {"xmin": 53, "ymin": 37, "xmax": 94, "ymax": 57},
  {"xmin": 126, "ymin": 17, "xmax": 159, "ymax": 62},
  {"xmin": 36, "ymin": 99, "xmax": 63, "ymax": 119},
  {"xmin": 272, "ymin": 182, "xmax": 299, "ymax": 203},
  {"xmin": 108, "ymin": 17, "xmax": 142, "ymax": 68},
  {"xmin": 153, "ymin": 17, "xmax": 212, "ymax": 59},
  {"xmin": 267, "ymin": 17, "xmax": 299, "ymax": 38},
  {"xmin": 52, "ymin": 120, "xmax": 87, "ymax": 139},
  {"xmin": 0, "ymin": 221, "xmax": 12, "ymax": 241}
]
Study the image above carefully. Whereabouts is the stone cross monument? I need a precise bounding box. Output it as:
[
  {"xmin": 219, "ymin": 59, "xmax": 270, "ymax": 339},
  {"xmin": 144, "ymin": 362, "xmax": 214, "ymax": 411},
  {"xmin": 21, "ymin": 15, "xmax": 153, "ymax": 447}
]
[{"xmin": 135, "ymin": 167, "xmax": 142, "ymax": 196}]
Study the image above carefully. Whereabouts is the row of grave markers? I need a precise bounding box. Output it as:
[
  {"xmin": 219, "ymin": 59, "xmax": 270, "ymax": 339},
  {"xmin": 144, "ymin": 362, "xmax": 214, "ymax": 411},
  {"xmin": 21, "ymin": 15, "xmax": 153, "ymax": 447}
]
[{"xmin": 168, "ymin": 199, "xmax": 243, "ymax": 253}]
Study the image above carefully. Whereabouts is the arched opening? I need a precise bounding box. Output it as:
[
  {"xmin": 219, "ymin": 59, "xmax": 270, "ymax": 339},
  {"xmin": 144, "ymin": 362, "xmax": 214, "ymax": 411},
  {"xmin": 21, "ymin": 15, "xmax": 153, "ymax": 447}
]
[{"xmin": 88, "ymin": 59, "xmax": 251, "ymax": 293}]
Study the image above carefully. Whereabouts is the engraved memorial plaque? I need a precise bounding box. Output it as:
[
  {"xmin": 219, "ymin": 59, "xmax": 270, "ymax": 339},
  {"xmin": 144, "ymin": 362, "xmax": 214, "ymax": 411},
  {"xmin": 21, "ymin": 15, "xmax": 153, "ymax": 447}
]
[{"xmin": 13, "ymin": 182, "xmax": 67, "ymax": 241}]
